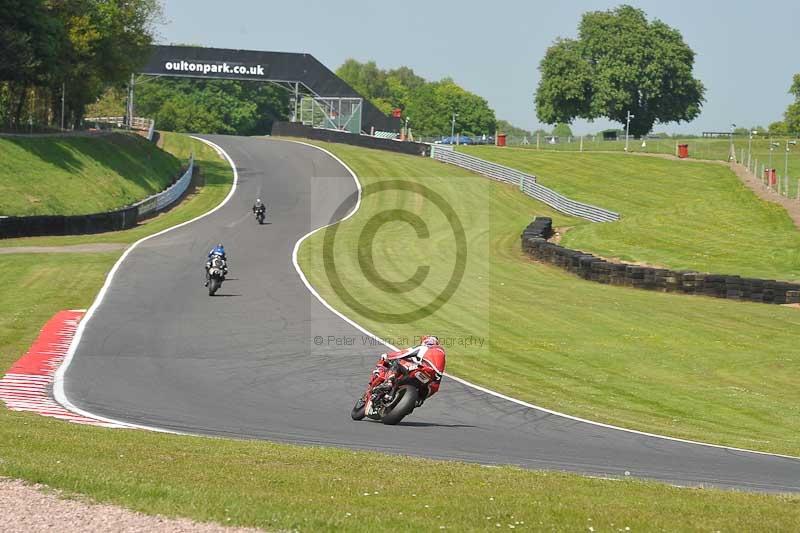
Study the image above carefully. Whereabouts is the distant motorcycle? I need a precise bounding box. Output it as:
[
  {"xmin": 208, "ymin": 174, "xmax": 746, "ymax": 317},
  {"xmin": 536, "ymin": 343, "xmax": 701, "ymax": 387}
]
[
  {"xmin": 254, "ymin": 206, "xmax": 266, "ymax": 224},
  {"xmin": 351, "ymin": 352, "xmax": 442, "ymax": 425},
  {"xmin": 207, "ymin": 256, "xmax": 226, "ymax": 296}
]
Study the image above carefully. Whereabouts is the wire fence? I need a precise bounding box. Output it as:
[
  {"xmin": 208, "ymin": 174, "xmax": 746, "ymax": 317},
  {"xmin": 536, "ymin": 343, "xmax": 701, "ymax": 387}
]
[{"xmin": 504, "ymin": 134, "xmax": 800, "ymax": 199}]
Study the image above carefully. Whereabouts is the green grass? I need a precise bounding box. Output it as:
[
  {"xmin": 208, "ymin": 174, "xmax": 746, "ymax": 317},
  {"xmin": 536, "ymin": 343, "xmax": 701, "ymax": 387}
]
[
  {"xmin": 0, "ymin": 133, "xmax": 182, "ymax": 216},
  {"xmin": 2, "ymin": 408, "xmax": 800, "ymax": 532},
  {"xmin": 0, "ymin": 136, "xmax": 798, "ymax": 530},
  {"xmin": 461, "ymin": 146, "xmax": 800, "ymax": 282},
  {"xmin": 0, "ymin": 132, "xmax": 232, "ymax": 248},
  {"xmin": 297, "ymin": 142, "xmax": 800, "ymax": 457},
  {"xmin": 507, "ymin": 135, "xmax": 800, "ymax": 198}
]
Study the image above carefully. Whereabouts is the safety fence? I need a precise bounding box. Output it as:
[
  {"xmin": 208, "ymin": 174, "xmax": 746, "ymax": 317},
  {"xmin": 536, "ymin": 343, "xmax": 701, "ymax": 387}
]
[
  {"xmin": 430, "ymin": 147, "xmax": 620, "ymax": 223},
  {"xmin": 521, "ymin": 217, "xmax": 800, "ymax": 305},
  {"xmin": 134, "ymin": 154, "xmax": 194, "ymax": 218},
  {"xmin": 1, "ymin": 155, "xmax": 193, "ymax": 238},
  {"xmin": 271, "ymin": 122, "xmax": 430, "ymax": 157},
  {"xmin": 84, "ymin": 116, "xmax": 156, "ymax": 141}
]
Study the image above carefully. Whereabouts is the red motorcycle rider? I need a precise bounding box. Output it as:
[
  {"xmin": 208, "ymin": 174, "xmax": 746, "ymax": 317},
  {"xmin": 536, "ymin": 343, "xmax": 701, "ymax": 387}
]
[{"xmin": 369, "ymin": 335, "xmax": 446, "ymax": 402}]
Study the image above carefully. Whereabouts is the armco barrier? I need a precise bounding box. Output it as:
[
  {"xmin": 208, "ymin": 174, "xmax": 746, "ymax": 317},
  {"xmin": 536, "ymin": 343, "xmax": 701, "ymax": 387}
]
[
  {"xmin": 431, "ymin": 147, "xmax": 620, "ymax": 223},
  {"xmin": 271, "ymin": 122, "xmax": 430, "ymax": 157},
  {"xmin": 0, "ymin": 155, "xmax": 193, "ymax": 238},
  {"xmin": 134, "ymin": 154, "xmax": 194, "ymax": 218},
  {"xmin": 521, "ymin": 217, "xmax": 800, "ymax": 305}
]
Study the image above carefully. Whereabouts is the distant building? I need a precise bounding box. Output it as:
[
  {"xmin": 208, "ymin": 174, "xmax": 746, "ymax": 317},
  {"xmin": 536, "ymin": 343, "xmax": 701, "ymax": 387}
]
[{"xmin": 601, "ymin": 130, "xmax": 619, "ymax": 141}]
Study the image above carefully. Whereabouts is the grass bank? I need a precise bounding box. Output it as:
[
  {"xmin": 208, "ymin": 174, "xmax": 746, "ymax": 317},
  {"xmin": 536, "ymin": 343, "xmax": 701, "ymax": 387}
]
[
  {"xmin": 462, "ymin": 146, "xmax": 800, "ymax": 282},
  {"xmin": 297, "ymin": 142, "xmax": 800, "ymax": 457},
  {"xmin": 0, "ymin": 133, "xmax": 231, "ymax": 248},
  {"xmin": 506, "ymin": 135, "xmax": 800, "ymax": 197},
  {"xmin": 0, "ymin": 133, "xmax": 181, "ymax": 216}
]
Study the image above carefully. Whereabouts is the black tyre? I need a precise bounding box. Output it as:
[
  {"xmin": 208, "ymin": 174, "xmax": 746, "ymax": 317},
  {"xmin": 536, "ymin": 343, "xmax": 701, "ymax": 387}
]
[
  {"xmin": 209, "ymin": 278, "xmax": 220, "ymax": 296},
  {"xmin": 381, "ymin": 385, "xmax": 418, "ymax": 425},
  {"xmin": 350, "ymin": 397, "xmax": 366, "ymax": 421}
]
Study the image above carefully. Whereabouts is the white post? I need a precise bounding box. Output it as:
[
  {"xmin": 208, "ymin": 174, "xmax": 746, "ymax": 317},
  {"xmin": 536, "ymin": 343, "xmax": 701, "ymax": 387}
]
[
  {"xmin": 60, "ymin": 81, "xmax": 65, "ymax": 130},
  {"xmin": 580, "ymin": 136, "xmax": 584, "ymax": 152},
  {"xmin": 536, "ymin": 132, "xmax": 540, "ymax": 150},
  {"xmin": 128, "ymin": 73, "xmax": 135, "ymax": 129},
  {"xmin": 625, "ymin": 110, "xmax": 634, "ymax": 152}
]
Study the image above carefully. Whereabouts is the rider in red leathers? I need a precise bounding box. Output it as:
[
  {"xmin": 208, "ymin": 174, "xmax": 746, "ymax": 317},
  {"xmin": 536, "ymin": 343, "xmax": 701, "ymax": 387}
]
[{"xmin": 369, "ymin": 335, "xmax": 446, "ymax": 403}]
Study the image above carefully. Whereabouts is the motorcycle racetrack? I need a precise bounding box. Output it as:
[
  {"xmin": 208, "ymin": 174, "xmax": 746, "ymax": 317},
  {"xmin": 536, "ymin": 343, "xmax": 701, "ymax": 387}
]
[{"xmin": 61, "ymin": 135, "xmax": 800, "ymax": 492}]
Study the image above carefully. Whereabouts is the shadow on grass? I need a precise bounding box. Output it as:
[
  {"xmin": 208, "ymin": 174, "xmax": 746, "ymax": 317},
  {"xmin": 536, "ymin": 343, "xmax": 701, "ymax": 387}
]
[{"xmin": 7, "ymin": 133, "xmax": 183, "ymax": 197}]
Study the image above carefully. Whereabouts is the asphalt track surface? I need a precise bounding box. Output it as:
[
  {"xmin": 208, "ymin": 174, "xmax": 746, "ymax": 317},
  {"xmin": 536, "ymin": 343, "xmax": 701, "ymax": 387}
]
[{"xmin": 65, "ymin": 135, "xmax": 800, "ymax": 492}]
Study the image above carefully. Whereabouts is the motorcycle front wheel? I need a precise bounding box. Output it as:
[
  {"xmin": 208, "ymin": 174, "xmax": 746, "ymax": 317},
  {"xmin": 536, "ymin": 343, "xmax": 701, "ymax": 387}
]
[{"xmin": 350, "ymin": 397, "xmax": 366, "ymax": 421}]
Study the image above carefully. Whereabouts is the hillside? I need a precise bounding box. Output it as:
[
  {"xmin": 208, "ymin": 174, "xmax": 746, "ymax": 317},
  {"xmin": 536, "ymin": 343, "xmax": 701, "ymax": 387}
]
[
  {"xmin": 0, "ymin": 133, "xmax": 182, "ymax": 216},
  {"xmin": 462, "ymin": 146, "xmax": 800, "ymax": 282}
]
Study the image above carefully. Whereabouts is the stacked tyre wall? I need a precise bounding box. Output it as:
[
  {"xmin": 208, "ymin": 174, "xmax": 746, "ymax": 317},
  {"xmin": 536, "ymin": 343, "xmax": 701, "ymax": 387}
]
[{"xmin": 521, "ymin": 217, "xmax": 800, "ymax": 305}]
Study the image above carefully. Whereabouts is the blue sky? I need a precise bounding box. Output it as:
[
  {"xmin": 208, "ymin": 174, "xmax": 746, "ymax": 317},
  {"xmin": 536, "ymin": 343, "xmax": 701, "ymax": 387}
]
[{"xmin": 158, "ymin": 0, "xmax": 800, "ymax": 135}]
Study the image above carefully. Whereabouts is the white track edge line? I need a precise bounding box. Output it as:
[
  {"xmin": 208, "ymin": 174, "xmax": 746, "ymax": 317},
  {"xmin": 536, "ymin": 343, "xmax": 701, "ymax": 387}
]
[
  {"xmin": 286, "ymin": 139, "xmax": 800, "ymax": 463},
  {"xmin": 52, "ymin": 136, "xmax": 238, "ymax": 435}
]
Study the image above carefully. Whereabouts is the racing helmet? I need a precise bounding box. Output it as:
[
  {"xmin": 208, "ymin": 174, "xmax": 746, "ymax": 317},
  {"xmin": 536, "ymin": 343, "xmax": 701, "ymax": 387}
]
[{"xmin": 421, "ymin": 335, "xmax": 439, "ymax": 347}]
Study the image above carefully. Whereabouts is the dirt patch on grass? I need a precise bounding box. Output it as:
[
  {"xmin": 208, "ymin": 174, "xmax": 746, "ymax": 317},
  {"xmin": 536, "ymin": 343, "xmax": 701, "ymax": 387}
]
[
  {"xmin": 728, "ymin": 163, "xmax": 800, "ymax": 230},
  {"xmin": 0, "ymin": 477, "xmax": 263, "ymax": 532}
]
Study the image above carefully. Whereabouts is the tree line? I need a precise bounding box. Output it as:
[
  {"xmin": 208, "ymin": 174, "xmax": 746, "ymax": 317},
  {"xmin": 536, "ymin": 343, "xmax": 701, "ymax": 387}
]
[
  {"xmin": 0, "ymin": 0, "xmax": 162, "ymax": 131},
  {"xmin": 336, "ymin": 60, "xmax": 497, "ymax": 137},
  {"xmin": 770, "ymin": 74, "xmax": 800, "ymax": 135}
]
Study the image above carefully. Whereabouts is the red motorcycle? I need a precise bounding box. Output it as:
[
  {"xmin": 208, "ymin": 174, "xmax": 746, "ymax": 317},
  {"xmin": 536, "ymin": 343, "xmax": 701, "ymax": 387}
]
[{"xmin": 350, "ymin": 347, "xmax": 444, "ymax": 425}]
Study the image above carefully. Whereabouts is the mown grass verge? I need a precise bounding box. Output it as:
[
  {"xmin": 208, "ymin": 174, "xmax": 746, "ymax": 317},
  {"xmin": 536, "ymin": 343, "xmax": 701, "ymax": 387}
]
[
  {"xmin": 2, "ymin": 409, "xmax": 799, "ymax": 532},
  {"xmin": 0, "ymin": 133, "xmax": 181, "ymax": 216},
  {"xmin": 462, "ymin": 146, "xmax": 800, "ymax": 282},
  {"xmin": 297, "ymin": 141, "xmax": 800, "ymax": 457},
  {"xmin": 506, "ymin": 136, "xmax": 800, "ymax": 198},
  {"xmin": 0, "ymin": 136, "xmax": 798, "ymax": 531}
]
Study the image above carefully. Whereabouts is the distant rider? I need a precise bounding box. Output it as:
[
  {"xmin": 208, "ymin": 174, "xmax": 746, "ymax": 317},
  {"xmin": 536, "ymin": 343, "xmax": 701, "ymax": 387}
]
[
  {"xmin": 369, "ymin": 335, "xmax": 446, "ymax": 403},
  {"xmin": 252, "ymin": 198, "xmax": 266, "ymax": 218},
  {"xmin": 204, "ymin": 243, "xmax": 228, "ymax": 286}
]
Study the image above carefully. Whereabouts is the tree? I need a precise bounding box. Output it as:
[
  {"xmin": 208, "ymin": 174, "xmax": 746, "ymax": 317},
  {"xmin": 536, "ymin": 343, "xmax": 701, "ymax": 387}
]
[
  {"xmin": 337, "ymin": 59, "xmax": 496, "ymax": 137},
  {"xmin": 769, "ymin": 121, "xmax": 788, "ymax": 135},
  {"xmin": 337, "ymin": 59, "xmax": 427, "ymax": 114},
  {"xmin": 404, "ymin": 79, "xmax": 496, "ymax": 137},
  {"xmin": 783, "ymin": 73, "xmax": 800, "ymax": 133},
  {"xmin": 496, "ymin": 119, "xmax": 532, "ymax": 138},
  {"xmin": 134, "ymin": 78, "xmax": 289, "ymax": 135},
  {"xmin": 0, "ymin": 0, "xmax": 162, "ymax": 129},
  {"xmin": 535, "ymin": 5, "xmax": 705, "ymax": 137},
  {"xmin": 552, "ymin": 123, "xmax": 572, "ymax": 138}
]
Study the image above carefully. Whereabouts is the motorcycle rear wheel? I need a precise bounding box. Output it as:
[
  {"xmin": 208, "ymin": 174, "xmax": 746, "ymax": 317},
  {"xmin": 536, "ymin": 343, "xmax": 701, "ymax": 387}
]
[{"xmin": 381, "ymin": 385, "xmax": 418, "ymax": 425}]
